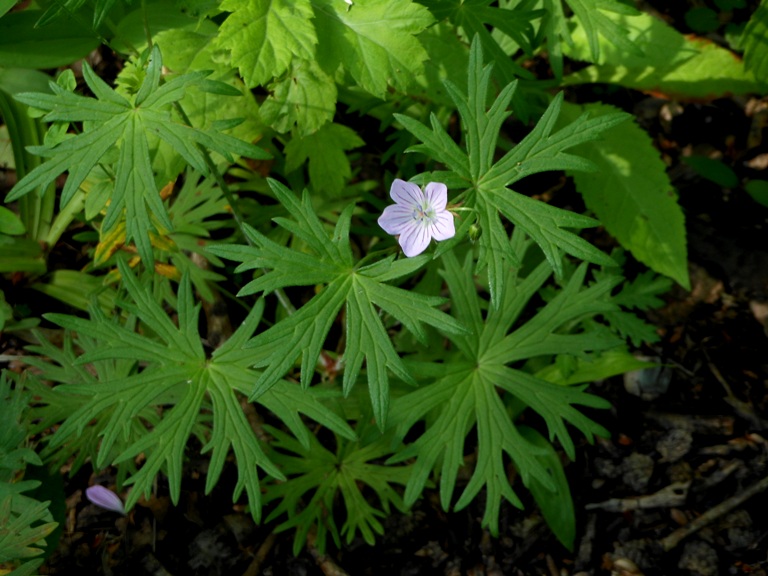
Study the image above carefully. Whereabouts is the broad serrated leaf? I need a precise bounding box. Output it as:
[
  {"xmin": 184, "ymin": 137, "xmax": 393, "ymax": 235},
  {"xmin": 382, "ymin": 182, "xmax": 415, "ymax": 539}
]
[
  {"xmin": 216, "ymin": 0, "xmax": 317, "ymax": 88},
  {"xmin": 564, "ymin": 0, "xmax": 641, "ymax": 61},
  {"xmin": 743, "ymin": 0, "xmax": 768, "ymax": 85},
  {"xmin": 312, "ymin": 0, "xmax": 434, "ymax": 98},
  {"xmin": 259, "ymin": 57, "xmax": 337, "ymax": 135},
  {"xmin": 153, "ymin": 27, "xmax": 266, "ymax": 153},
  {"xmin": 562, "ymin": 11, "xmax": 760, "ymax": 98},
  {"xmin": 284, "ymin": 123, "xmax": 364, "ymax": 197},
  {"xmin": 560, "ymin": 102, "xmax": 689, "ymax": 288}
]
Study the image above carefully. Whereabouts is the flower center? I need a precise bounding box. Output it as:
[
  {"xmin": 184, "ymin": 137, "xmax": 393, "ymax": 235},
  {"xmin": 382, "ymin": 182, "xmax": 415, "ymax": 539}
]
[{"xmin": 413, "ymin": 203, "xmax": 435, "ymax": 224}]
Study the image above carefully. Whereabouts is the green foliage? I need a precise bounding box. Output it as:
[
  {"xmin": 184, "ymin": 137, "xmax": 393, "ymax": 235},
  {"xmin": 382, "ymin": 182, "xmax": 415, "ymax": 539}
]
[
  {"xmin": 6, "ymin": 0, "xmax": 758, "ymax": 559},
  {"xmin": 682, "ymin": 155, "xmax": 739, "ymax": 188},
  {"xmin": 0, "ymin": 372, "xmax": 57, "ymax": 575},
  {"xmin": 216, "ymin": 0, "xmax": 317, "ymax": 89},
  {"xmin": 396, "ymin": 39, "xmax": 624, "ymax": 303},
  {"xmin": 208, "ymin": 178, "xmax": 466, "ymax": 428},
  {"xmin": 264, "ymin": 425, "xmax": 410, "ymax": 554},
  {"xmin": 743, "ymin": 0, "xmax": 768, "ymax": 85},
  {"xmin": 746, "ymin": 179, "xmax": 768, "ymax": 208},
  {"xmin": 560, "ymin": 102, "xmax": 689, "ymax": 289},
  {"xmin": 26, "ymin": 261, "xmax": 355, "ymax": 517},
  {"xmin": 284, "ymin": 123, "xmax": 364, "ymax": 196},
  {"xmin": 0, "ymin": 11, "xmax": 99, "ymax": 69},
  {"xmin": 388, "ymin": 244, "xmax": 616, "ymax": 534},
  {"xmin": 6, "ymin": 45, "xmax": 269, "ymax": 265},
  {"xmin": 217, "ymin": 0, "xmax": 433, "ymax": 134},
  {"xmin": 521, "ymin": 426, "xmax": 575, "ymax": 550},
  {"xmin": 562, "ymin": 10, "xmax": 761, "ymax": 97}
]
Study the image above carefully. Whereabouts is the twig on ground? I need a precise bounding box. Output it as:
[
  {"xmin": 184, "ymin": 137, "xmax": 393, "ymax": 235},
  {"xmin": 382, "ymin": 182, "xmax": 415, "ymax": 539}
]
[
  {"xmin": 660, "ymin": 473, "xmax": 768, "ymax": 551},
  {"xmin": 707, "ymin": 360, "xmax": 768, "ymax": 429},
  {"xmin": 646, "ymin": 411, "xmax": 734, "ymax": 435},
  {"xmin": 307, "ymin": 530, "xmax": 350, "ymax": 576},
  {"xmin": 586, "ymin": 481, "xmax": 690, "ymax": 513},
  {"xmin": 241, "ymin": 532, "xmax": 276, "ymax": 576}
]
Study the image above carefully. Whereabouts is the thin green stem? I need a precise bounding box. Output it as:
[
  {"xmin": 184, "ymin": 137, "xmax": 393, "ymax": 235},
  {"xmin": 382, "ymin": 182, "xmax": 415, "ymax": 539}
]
[
  {"xmin": 46, "ymin": 189, "xmax": 86, "ymax": 248},
  {"xmin": 171, "ymin": 101, "xmax": 296, "ymax": 315},
  {"xmin": 141, "ymin": 0, "xmax": 153, "ymax": 51}
]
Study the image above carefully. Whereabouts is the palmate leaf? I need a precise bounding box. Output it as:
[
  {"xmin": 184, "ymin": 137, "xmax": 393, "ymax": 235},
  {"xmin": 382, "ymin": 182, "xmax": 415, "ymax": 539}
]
[
  {"xmin": 395, "ymin": 37, "xmax": 626, "ymax": 304},
  {"xmin": 5, "ymin": 45, "xmax": 270, "ymax": 265},
  {"xmin": 388, "ymin": 246, "xmax": 617, "ymax": 534},
  {"xmin": 208, "ymin": 179, "xmax": 466, "ymax": 428},
  {"xmin": 30, "ymin": 260, "xmax": 354, "ymax": 520},
  {"xmin": 0, "ymin": 372, "xmax": 57, "ymax": 572},
  {"xmin": 263, "ymin": 426, "xmax": 411, "ymax": 555}
]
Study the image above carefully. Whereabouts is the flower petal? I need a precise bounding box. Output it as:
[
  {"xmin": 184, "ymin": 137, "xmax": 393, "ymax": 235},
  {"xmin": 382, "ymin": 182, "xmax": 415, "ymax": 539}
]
[
  {"xmin": 390, "ymin": 179, "xmax": 423, "ymax": 207},
  {"xmin": 378, "ymin": 204, "xmax": 413, "ymax": 235},
  {"xmin": 86, "ymin": 485, "xmax": 126, "ymax": 515},
  {"xmin": 399, "ymin": 222, "xmax": 431, "ymax": 257},
  {"xmin": 423, "ymin": 182, "xmax": 448, "ymax": 212},
  {"xmin": 430, "ymin": 210, "xmax": 456, "ymax": 241}
]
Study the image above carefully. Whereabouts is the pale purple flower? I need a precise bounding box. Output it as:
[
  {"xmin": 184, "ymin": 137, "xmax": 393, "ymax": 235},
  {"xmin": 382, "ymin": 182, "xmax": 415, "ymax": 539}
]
[
  {"xmin": 378, "ymin": 179, "xmax": 455, "ymax": 257},
  {"xmin": 86, "ymin": 485, "xmax": 126, "ymax": 515}
]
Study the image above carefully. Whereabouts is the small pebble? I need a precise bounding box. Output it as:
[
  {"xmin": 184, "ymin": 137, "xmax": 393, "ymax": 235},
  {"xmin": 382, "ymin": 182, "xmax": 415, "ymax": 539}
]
[
  {"xmin": 621, "ymin": 453, "xmax": 654, "ymax": 492},
  {"xmin": 678, "ymin": 540, "xmax": 718, "ymax": 576},
  {"xmin": 623, "ymin": 357, "xmax": 671, "ymax": 400},
  {"xmin": 656, "ymin": 428, "xmax": 693, "ymax": 462}
]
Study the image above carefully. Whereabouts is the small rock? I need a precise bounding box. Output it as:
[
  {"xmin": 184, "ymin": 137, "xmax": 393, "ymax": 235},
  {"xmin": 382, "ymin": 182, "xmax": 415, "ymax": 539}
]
[
  {"xmin": 611, "ymin": 539, "xmax": 651, "ymax": 572},
  {"xmin": 678, "ymin": 540, "xmax": 718, "ymax": 576},
  {"xmin": 621, "ymin": 453, "xmax": 655, "ymax": 492},
  {"xmin": 656, "ymin": 428, "xmax": 693, "ymax": 462},
  {"xmin": 623, "ymin": 357, "xmax": 671, "ymax": 400}
]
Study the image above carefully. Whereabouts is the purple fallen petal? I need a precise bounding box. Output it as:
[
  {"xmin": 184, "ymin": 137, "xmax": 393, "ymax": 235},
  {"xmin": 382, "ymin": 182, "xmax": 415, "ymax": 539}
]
[
  {"xmin": 378, "ymin": 204, "xmax": 413, "ymax": 235},
  {"xmin": 423, "ymin": 182, "xmax": 448, "ymax": 211},
  {"xmin": 390, "ymin": 179, "xmax": 423, "ymax": 206},
  {"xmin": 431, "ymin": 211, "xmax": 456, "ymax": 241},
  {"xmin": 399, "ymin": 222, "xmax": 431, "ymax": 257},
  {"xmin": 86, "ymin": 485, "xmax": 126, "ymax": 515}
]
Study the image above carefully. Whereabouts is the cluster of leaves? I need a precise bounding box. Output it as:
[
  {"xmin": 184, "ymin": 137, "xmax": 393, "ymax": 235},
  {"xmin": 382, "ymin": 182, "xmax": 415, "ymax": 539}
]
[
  {"xmin": 0, "ymin": 0, "xmax": 766, "ymax": 565},
  {"xmin": 0, "ymin": 372, "xmax": 57, "ymax": 576}
]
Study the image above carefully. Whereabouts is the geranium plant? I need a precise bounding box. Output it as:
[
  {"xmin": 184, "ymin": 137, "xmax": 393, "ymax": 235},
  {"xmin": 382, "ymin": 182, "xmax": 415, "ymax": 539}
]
[{"xmin": 1, "ymin": 0, "xmax": 765, "ymax": 570}]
